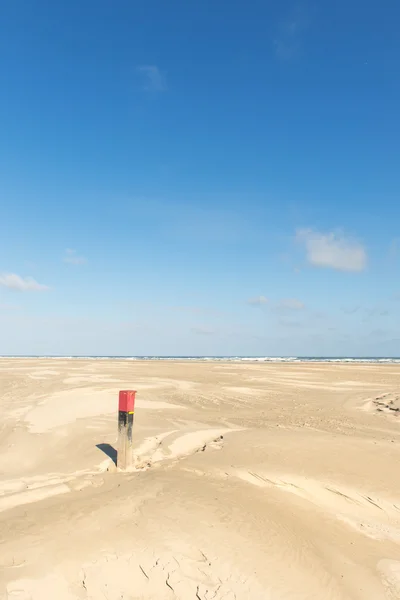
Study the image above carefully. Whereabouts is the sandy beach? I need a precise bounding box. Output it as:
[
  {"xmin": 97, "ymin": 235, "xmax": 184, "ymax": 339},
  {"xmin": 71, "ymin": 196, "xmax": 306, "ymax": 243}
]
[{"xmin": 1, "ymin": 359, "xmax": 400, "ymax": 599}]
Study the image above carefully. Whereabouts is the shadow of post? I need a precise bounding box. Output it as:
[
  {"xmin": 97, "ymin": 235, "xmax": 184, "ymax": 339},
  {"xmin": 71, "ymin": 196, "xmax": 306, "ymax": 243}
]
[{"xmin": 96, "ymin": 443, "xmax": 117, "ymax": 466}]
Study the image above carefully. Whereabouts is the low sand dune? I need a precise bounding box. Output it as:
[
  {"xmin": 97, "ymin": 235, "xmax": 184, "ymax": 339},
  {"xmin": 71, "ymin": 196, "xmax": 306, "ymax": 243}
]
[{"xmin": 1, "ymin": 359, "xmax": 400, "ymax": 599}]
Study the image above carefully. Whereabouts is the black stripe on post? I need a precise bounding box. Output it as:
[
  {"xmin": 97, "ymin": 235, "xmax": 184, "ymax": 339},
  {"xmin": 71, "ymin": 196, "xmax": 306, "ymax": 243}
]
[
  {"xmin": 118, "ymin": 410, "xmax": 134, "ymax": 441},
  {"xmin": 117, "ymin": 390, "xmax": 136, "ymax": 471}
]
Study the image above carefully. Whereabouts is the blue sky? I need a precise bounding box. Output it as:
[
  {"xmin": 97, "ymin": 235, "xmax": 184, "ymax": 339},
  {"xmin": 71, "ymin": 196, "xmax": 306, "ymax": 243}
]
[{"xmin": 1, "ymin": 0, "xmax": 400, "ymax": 356}]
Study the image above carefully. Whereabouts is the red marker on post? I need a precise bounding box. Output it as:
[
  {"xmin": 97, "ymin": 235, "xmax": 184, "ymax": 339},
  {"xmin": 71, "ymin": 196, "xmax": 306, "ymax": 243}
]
[{"xmin": 117, "ymin": 390, "xmax": 136, "ymax": 470}]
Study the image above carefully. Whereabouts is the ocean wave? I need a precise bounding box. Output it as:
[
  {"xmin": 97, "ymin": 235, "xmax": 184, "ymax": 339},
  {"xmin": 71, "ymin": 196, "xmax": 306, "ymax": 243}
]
[{"xmin": 1, "ymin": 355, "xmax": 400, "ymax": 363}]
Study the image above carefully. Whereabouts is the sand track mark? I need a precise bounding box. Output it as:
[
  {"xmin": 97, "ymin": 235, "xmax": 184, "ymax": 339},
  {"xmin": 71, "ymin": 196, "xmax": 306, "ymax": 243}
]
[
  {"xmin": 232, "ymin": 470, "xmax": 400, "ymax": 542},
  {"xmin": 133, "ymin": 428, "xmax": 238, "ymax": 471}
]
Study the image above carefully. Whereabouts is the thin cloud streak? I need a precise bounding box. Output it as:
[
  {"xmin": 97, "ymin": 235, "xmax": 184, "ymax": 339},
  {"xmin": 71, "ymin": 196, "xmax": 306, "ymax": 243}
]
[
  {"xmin": 277, "ymin": 298, "xmax": 305, "ymax": 310},
  {"xmin": 170, "ymin": 306, "xmax": 226, "ymax": 317},
  {"xmin": 247, "ymin": 296, "xmax": 269, "ymax": 306},
  {"xmin": 389, "ymin": 238, "xmax": 400, "ymax": 262},
  {"xmin": 191, "ymin": 326, "xmax": 215, "ymax": 336},
  {"xmin": 63, "ymin": 248, "xmax": 87, "ymax": 265},
  {"xmin": 248, "ymin": 296, "xmax": 305, "ymax": 311},
  {"xmin": 0, "ymin": 303, "xmax": 20, "ymax": 310}
]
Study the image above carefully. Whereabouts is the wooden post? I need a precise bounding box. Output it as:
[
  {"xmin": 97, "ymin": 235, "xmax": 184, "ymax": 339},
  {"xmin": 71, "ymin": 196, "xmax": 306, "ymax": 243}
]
[{"xmin": 117, "ymin": 390, "xmax": 136, "ymax": 470}]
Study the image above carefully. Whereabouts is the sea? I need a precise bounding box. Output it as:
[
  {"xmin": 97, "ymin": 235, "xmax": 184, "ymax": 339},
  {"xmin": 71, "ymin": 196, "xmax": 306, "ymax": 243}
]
[{"xmin": 2, "ymin": 356, "xmax": 400, "ymax": 363}]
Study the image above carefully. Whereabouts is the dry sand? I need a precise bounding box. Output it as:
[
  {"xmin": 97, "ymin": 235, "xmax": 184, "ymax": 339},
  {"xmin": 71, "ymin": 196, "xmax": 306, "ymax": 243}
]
[{"xmin": 1, "ymin": 359, "xmax": 400, "ymax": 599}]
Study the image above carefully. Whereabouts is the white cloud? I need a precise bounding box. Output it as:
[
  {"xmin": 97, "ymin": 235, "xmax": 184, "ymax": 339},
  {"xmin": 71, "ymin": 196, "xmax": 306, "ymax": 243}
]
[
  {"xmin": 248, "ymin": 296, "xmax": 269, "ymax": 306},
  {"xmin": 64, "ymin": 249, "xmax": 87, "ymax": 265},
  {"xmin": 273, "ymin": 7, "xmax": 308, "ymax": 60},
  {"xmin": 137, "ymin": 65, "xmax": 166, "ymax": 91},
  {"xmin": 0, "ymin": 273, "xmax": 49, "ymax": 292},
  {"xmin": 296, "ymin": 229, "xmax": 367, "ymax": 272},
  {"xmin": 277, "ymin": 298, "xmax": 305, "ymax": 310}
]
